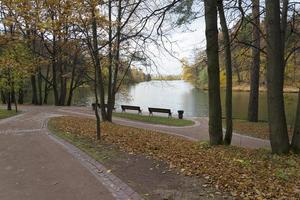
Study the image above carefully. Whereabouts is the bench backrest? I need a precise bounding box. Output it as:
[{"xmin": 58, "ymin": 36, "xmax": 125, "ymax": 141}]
[
  {"xmin": 121, "ymin": 105, "xmax": 141, "ymax": 111},
  {"xmin": 148, "ymin": 107, "xmax": 171, "ymax": 114}
]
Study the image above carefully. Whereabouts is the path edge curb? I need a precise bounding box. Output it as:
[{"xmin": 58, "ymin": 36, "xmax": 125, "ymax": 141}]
[{"xmin": 45, "ymin": 119, "xmax": 143, "ymax": 200}]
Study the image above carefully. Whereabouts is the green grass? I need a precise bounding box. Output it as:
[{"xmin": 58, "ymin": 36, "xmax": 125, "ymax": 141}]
[
  {"xmin": 0, "ymin": 109, "xmax": 18, "ymax": 120},
  {"xmin": 48, "ymin": 121, "xmax": 117, "ymax": 162},
  {"xmin": 113, "ymin": 112, "xmax": 195, "ymax": 127}
]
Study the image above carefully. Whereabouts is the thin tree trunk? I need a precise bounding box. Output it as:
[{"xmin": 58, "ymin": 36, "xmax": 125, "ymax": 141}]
[
  {"xmin": 43, "ymin": 65, "xmax": 50, "ymax": 104},
  {"xmin": 7, "ymin": 92, "xmax": 11, "ymax": 111},
  {"xmin": 1, "ymin": 90, "xmax": 6, "ymax": 104},
  {"xmin": 38, "ymin": 68, "xmax": 43, "ymax": 105},
  {"xmin": 58, "ymin": 53, "xmax": 67, "ymax": 106},
  {"xmin": 13, "ymin": 88, "xmax": 17, "ymax": 113},
  {"xmin": 18, "ymin": 89, "xmax": 24, "ymax": 104},
  {"xmin": 11, "ymin": 90, "xmax": 15, "ymax": 104},
  {"xmin": 111, "ymin": 0, "xmax": 122, "ymax": 121},
  {"xmin": 291, "ymin": 89, "xmax": 300, "ymax": 153},
  {"xmin": 106, "ymin": 0, "xmax": 114, "ymax": 122},
  {"xmin": 31, "ymin": 75, "xmax": 38, "ymax": 105},
  {"xmin": 248, "ymin": 0, "xmax": 260, "ymax": 122},
  {"xmin": 265, "ymin": 0, "xmax": 289, "ymax": 154},
  {"xmin": 51, "ymin": 29, "xmax": 59, "ymax": 106},
  {"xmin": 67, "ymin": 61, "xmax": 77, "ymax": 106},
  {"xmin": 204, "ymin": 0, "xmax": 223, "ymax": 145},
  {"xmin": 91, "ymin": 4, "xmax": 101, "ymax": 140},
  {"xmin": 217, "ymin": 0, "xmax": 232, "ymax": 145},
  {"xmin": 91, "ymin": 6, "xmax": 107, "ymax": 121}
]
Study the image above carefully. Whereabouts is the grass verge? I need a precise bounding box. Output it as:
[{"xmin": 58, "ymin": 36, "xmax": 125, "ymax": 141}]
[
  {"xmin": 48, "ymin": 122, "xmax": 118, "ymax": 163},
  {"xmin": 0, "ymin": 109, "xmax": 18, "ymax": 120},
  {"xmin": 49, "ymin": 116, "xmax": 300, "ymax": 199},
  {"xmin": 113, "ymin": 112, "xmax": 194, "ymax": 127},
  {"xmin": 223, "ymin": 119, "xmax": 294, "ymax": 140}
]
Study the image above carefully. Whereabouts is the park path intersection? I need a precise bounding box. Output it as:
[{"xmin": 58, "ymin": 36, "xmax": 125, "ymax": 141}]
[{"xmin": 0, "ymin": 105, "xmax": 270, "ymax": 200}]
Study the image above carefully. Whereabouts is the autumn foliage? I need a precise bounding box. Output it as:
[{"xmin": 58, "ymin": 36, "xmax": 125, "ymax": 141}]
[{"xmin": 50, "ymin": 116, "xmax": 300, "ymax": 199}]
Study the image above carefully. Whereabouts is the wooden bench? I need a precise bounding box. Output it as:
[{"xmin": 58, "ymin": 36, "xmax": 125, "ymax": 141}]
[
  {"xmin": 92, "ymin": 103, "xmax": 115, "ymax": 111},
  {"xmin": 121, "ymin": 105, "xmax": 142, "ymax": 114},
  {"xmin": 148, "ymin": 107, "xmax": 172, "ymax": 117}
]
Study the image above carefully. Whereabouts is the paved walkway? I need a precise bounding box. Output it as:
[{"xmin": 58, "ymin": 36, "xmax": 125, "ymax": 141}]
[
  {"xmin": 0, "ymin": 105, "xmax": 270, "ymax": 199},
  {"xmin": 58, "ymin": 106, "xmax": 270, "ymax": 149},
  {"xmin": 0, "ymin": 106, "xmax": 142, "ymax": 200}
]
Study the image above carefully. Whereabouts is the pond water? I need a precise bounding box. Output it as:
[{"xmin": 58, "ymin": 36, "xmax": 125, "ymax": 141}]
[
  {"xmin": 25, "ymin": 80, "xmax": 298, "ymax": 124},
  {"xmin": 114, "ymin": 80, "xmax": 298, "ymax": 124}
]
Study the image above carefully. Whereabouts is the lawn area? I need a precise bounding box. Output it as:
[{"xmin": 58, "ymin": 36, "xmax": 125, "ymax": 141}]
[
  {"xmin": 113, "ymin": 112, "xmax": 195, "ymax": 127},
  {"xmin": 0, "ymin": 109, "xmax": 18, "ymax": 120},
  {"xmin": 223, "ymin": 119, "xmax": 294, "ymax": 140},
  {"xmin": 49, "ymin": 116, "xmax": 300, "ymax": 199}
]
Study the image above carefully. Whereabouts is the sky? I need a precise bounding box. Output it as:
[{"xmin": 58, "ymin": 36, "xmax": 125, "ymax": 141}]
[{"xmin": 148, "ymin": 17, "xmax": 206, "ymax": 76}]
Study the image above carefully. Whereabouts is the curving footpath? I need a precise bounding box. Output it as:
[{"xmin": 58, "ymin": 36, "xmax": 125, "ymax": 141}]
[
  {"xmin": 0, "ymin": 105, "xmax": 142, "ymax": 200},
  {"xmin": 58, "ymin": 106, "xmax": 270, "ymax": 149},
  {"xmin": 0, "ymin": 105, "xmax": 270, "ymax": 200}
]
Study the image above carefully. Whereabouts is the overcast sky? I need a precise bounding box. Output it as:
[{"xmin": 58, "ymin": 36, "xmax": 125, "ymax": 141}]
[{"xmin": 147, "ymin": 17, "xmax": 206, "ymax": 76}]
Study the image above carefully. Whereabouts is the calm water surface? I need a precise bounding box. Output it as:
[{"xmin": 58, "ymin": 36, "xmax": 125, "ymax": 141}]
[{"xmin": 28, "ymin": 80, "xmax": 298, "ymax": 124}]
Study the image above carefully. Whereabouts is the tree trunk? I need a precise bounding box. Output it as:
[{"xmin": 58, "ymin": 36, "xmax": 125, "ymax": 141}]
[
  {"xmin": 11, "ymin": 90, "xmax": 15, "ymax": 104},
  {"xmin": 1, "ymin": 90, "xmax": 6, "ymax": 104},
  {"xmin": 7, "ymin": 92, "xmax": 12, "ymax": 111},
  {"xmin": 13, "ymin": 90, "xmax": 17, "ymax": 113},
  {"xmin": 52, "ymin": 34, "xmax": 59, "ymax": 106},
  {"xmin": 31, "ymin": 75, "xmax": 38, "ymax": 105},
  {"xmin": 265, "ymin": 0, "xmax": 289, "ymax": 154},
  {"xmin": 217, "ymin": 0, "xmax": 232, "ymax": 145},
  {"xmin": 91, "ymin": 4, "xmax": 103, "ymax": 140},
  {"xmin": 58, "ymin": 54, "xmax": 67, "ymax": 106},
  {"xmin": 108, "ymin": 0, "xmax": 122, "ymax": 122},
  {"xmin": 67, "ymin": 69, "xmax": 76, "ymax": 106},
  {"xmin": 43, "ymin": 65, "xmax": 50, "ymax": 104},
  {"xmin": 38, "ymin": 68, "xmax": 43, "ymax": 105},
  {"xmin": 59, "ymin": 77, "xmax": 67, "ymax": 106},
  {"xmin": 248, "ymin": 0, "xmax": 260, "ymax": 122},
  {"xmin": 91, "ymin": 6, "xmax": 107, "ymax": 121},
  {"xmin": 204, "ymin": 0, "xmax": 223, "ymax": 145},
  {"xmin": 18, "ymin": 89, "xmax": 24, "ymax": 104},
  {"xmin": 291, "ymin": 89, "xmax": 300, "ymax": 153},
  {"xmin": 106, "ymin": 0, "xmax": 114, "ymax": 122}
]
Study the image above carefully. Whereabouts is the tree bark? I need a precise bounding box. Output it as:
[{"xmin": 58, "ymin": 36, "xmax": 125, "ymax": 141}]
[
  {"xmin": 217, "ymin": 0, "xmax": 232, "ymax": 145},
  {"xmin": 106, "ymin": 0, "xmax": 114, "ymax": 122},
  {"xmin": 91, "ymin": 4, "xmax": 102, "ymax": 140},
  {"xmin": 38, "ymin": 68, "xmax": 43, "ymax": 105},
  {"xmin": 91, "ymin": 5, "xmax": 107, "ymax": 121},
  {"xmin": 31, "ymin": 75, "xmax": 38, "ymax": 105},
  {"xmin": 67, "ymin": 52, "xmax": 78, "ymax": 106},
  {"xmin": 204, "ymin": 0, "xmax": 223, "ymax": 145},
  {"xmin": 291, "ymin": 89, "xmax": 300, "ymax": 153},
  {"xmin": 248, "ymin": 0, "xmax": 260, "ymax": 122},
  {"xmin": 51, "ymin": 15, "xmax": 59, "ymax": 106},
  {"xmin": 43, "ymin": 64, "xmax": 50, "ymax": 104},
  {"xmin": 1, "ymin": 90, "xmax": 6, "ymax": 104},
  {"xmin": 265, "ymin": 0, "xmax": 289, "ymax": 154},
  {"xmin": 7, "ymin": 92, "xmax": 12, "ymax": 111},
  {"xmin": 18, "ymin": 89, "xmax": 24, "ymax": 104}
]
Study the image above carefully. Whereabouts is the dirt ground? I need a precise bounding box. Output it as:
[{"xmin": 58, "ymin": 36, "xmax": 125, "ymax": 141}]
[{"xmin": 98, "ymin": 143, "xmax": 232, "ymax": 200}]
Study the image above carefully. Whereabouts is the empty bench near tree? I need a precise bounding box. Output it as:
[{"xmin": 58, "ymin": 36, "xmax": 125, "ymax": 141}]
[
  {"xmin": 121, "ymin": 105, "xmax": 142, "ymax": 114},
  {"xmin": 148, "ymin": 107, "xmax": 172, "ymax": 117}
]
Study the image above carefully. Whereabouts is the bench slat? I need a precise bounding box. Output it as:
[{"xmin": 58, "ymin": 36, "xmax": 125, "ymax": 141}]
[
  {"xmin": 121, "ymin": 105, "xmax": 142, "ymax": 114},
  {"xmin": 148, "ymin": 107, "xmax": 172, "ymax": 117}
]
